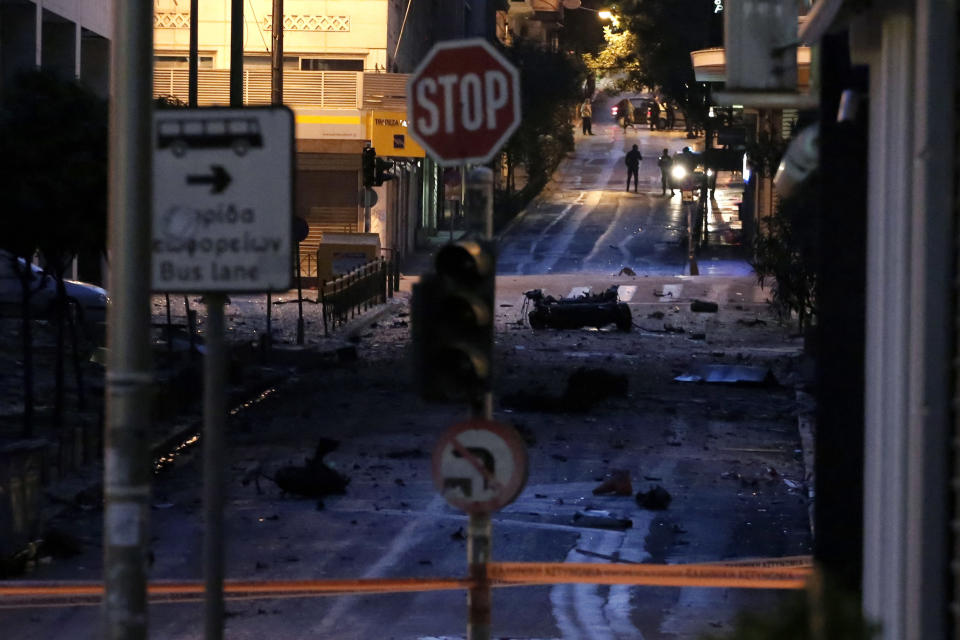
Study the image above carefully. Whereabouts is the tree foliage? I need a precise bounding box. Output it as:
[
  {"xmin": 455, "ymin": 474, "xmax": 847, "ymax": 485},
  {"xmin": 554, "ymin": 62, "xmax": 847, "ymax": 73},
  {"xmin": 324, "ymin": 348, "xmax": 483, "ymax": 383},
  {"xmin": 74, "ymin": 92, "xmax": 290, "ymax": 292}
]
[
  {"xmin": 0, "ymin": 70, "xmax": 108, "ymax": 434},
  {"xmin": 496, "ymin": 41, "xmax": 586, "ymax": 226},
  {"xmin": 583, "ymin": 26, "xmax": 641, "ymax": 77},
  {"xmin": 751, "ymin": 171, "xmax": 820, "ymax": 329},
  {"xmin": 590, "ymin": 0, "xmax": 723, "ymax": 129}
]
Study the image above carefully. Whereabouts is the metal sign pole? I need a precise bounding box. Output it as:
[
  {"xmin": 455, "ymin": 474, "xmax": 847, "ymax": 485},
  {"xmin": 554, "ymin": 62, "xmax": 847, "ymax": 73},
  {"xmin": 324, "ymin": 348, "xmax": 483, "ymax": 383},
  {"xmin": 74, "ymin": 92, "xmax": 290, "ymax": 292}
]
[
  {"xmin": 466, "ymin": 166, "xmax": 495, "ymax": 640},
  {"xmin": 103, "ymin": 1, "xmax": 154, "ymax": 638},
  {"xmin": 200, "ymin": 3, "xmax": 243, "ymax": 639},
  {"xmin": 202, "ymin": 293, "xmax": 227, "ymax": 640}
]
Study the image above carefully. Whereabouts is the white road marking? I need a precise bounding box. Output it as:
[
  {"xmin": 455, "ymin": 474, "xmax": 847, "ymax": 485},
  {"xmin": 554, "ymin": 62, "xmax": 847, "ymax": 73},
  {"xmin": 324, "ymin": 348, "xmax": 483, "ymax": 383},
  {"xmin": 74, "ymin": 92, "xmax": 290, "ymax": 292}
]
[
  {"xmin": 567, "ymin": 286, "xmax": 591, "ymax": 299},
  {"xmin": 550, "ymin": 521, "xmax": 654, "ymax": 639},
  {"xmin": 617, "ymin": 285, "xmax": 637, "ymax": 302},
  {"xmin": 661, "ymin": 284, "xmax": 683, "ymax": 298},
  {"xmin": 310, "ymin": 495, "xmax": 448, "ymax": 635}
]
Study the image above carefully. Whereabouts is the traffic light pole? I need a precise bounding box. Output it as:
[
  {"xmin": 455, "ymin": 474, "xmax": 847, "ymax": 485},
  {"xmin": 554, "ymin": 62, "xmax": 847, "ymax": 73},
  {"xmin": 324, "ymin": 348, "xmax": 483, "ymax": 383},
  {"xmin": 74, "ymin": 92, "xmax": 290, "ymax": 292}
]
[{"xmin": 465, "ymin": 167, "xmax": 494, "ymax": 640}]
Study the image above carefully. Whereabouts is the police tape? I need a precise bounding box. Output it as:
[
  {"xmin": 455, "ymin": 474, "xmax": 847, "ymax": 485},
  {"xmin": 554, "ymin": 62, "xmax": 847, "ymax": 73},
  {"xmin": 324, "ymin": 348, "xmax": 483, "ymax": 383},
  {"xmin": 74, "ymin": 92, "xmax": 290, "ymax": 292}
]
[
  {"xmin": 0, "ymin": 559, "xmax": 813, "ymax": 608},
  {"xmin": 487, "ymin": 561, "xmax": 811, "ymax": 590}
]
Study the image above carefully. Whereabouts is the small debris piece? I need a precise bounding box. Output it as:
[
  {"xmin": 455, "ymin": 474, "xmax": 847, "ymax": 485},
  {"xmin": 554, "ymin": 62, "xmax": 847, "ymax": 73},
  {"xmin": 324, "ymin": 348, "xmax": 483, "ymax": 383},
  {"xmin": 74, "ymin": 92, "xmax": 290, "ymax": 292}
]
[
  {"xmin": 737, "ymin": 318, "xmax": 767, "ymax": 327},
  {"xmin": 385, "ymin": 448, "xmax": 426, "ymax": 459},
  {"xmin": 618, "ymin": 267, "xmax": 637, "ymax": 276},
  {"xmin": 336, "ymin": 345, "xmax": 358, "ymax": 363},
  {"xmin": 636, "ymin": 485, "xmax": 672, "ymax": 510},
  {"xmin": 674, "ymin": 364, "xmax": 777, "ymax": 386},
  {"xmin": 271, "ymin": 437, "xmax": 349, "ymax": 498},
  {"xmin": 664, "ymin": 323, "xmax": 685, "ymax": 334},
  {"xmin": 647, "ymin": 311, "xmax": 665, "ymax": 319},
  {"xmin": 39, "ymin": 528, "xmax": 84, "ymax": 558},
  {"xmin": 572, "ymin": 510, "xmax": 633, "ymax": 530},
  {"xmin": 592, "ymin": 469, "xmax": 633, "ymax": 496},
  {"xmin": 691, "ymin": 300, "xmax": 719, "ymax": 312},
  {"xmin": 563, "ymin": 367, "xmax": 629, "ymax": 411}
]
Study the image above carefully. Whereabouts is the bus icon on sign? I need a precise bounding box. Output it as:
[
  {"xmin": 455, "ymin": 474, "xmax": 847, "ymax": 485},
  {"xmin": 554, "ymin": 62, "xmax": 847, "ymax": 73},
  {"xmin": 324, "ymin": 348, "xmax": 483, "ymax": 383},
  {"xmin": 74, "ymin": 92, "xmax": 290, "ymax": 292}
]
[{"xmin": 157, "ymin": 117, "xmax": 263, "ymax": 157}]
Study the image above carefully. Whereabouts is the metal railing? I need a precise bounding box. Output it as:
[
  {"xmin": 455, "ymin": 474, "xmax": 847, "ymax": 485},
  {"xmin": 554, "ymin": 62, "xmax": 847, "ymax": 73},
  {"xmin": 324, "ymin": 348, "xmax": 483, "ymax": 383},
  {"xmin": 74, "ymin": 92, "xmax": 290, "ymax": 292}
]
[
  {"xmin": 320, "ymin": 258, "xmax": 399, "ymax": 336},
  {"xmin": 153, "ymin": 70, "xmax": 411, "ymax": 110},
  {"xmin": 153, "ymin": 69, "xmax": 361, "ymax": 108}
]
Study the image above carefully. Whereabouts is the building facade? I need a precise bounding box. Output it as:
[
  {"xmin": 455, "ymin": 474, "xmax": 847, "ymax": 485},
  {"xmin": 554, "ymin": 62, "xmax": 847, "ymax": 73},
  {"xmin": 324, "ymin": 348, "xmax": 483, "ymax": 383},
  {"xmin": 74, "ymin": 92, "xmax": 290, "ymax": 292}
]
[{"xmin": 0, "ymin": 0, "xmax": 112, "ymax": 97}]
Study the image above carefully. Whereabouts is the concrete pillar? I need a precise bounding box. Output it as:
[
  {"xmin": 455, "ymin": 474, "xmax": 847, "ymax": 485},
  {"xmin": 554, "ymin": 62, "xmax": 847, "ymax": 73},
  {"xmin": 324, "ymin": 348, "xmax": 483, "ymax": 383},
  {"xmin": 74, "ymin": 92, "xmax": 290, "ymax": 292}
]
[
  {"xmin": 41, "ymin": 11, "xmax": 76, "ymax": 78},
  {"xmin": 0, "ymin": 2, "xmax": 38, "ymax": 95},
  {"xmin": 80, "ymin": 31, "xmax": 110, "ymax": 97}
]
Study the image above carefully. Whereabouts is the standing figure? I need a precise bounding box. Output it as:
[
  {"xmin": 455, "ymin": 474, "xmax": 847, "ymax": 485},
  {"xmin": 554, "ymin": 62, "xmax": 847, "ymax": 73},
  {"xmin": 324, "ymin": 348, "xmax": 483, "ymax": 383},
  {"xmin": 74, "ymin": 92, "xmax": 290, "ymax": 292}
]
[
  {"xmin": 624, "ymin": 99, "xmax": 636, "ymax": 129},
  {"xmin": 666, "ymin": 104, "xmax": 675, "ymax": 130},
  {"xmin": 658, "ymin": 148, "xmax": 675, "ymax": 196},
  {"xmin": 649, "ymin": 102, "xmax": 661, "ymax": 130},
  {"xmin": 580, "ymin": 99, "xmax": 594, "ymax": 135},
  {"xmin": 625, "ymin": 144, "xmax": 642, "ymax": 193}
]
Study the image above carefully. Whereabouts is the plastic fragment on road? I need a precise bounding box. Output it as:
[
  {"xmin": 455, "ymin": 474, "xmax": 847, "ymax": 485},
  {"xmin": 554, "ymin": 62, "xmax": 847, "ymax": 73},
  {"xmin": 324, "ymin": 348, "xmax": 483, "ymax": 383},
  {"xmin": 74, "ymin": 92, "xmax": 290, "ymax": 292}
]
[{"xmin": 674, "ymin": 364, "xmax": 777, "ymax": 386}]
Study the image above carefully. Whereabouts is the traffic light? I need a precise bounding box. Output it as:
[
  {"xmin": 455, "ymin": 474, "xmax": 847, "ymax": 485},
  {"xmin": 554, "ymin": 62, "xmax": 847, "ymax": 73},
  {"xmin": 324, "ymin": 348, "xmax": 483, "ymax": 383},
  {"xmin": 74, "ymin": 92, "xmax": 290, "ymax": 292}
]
[
  {"xmin": 412, "ymin": 240, "xmax": 496, "ymax": 403},
  {"xmin": 362, "ymin": 147, "xmax": 376, "ymax": 188},
  {"xmin": 374, "ymin": 157, "xmax": 396, "ymax": 186}
]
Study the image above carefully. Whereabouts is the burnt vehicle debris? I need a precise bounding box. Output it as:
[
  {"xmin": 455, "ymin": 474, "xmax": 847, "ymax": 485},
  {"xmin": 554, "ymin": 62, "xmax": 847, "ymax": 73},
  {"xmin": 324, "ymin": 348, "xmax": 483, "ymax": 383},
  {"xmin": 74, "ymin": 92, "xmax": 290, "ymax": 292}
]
[{"xmin": 523, "ymin": 287, "xmax": 632, "ymax": 331}]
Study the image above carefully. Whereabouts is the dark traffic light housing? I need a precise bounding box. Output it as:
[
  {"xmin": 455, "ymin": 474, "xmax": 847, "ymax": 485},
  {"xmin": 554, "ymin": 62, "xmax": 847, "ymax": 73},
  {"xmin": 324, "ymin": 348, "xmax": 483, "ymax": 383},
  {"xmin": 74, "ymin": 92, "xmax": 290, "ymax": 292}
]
[
  {"xmin": 412, "ymin": 240, "xmax": 496, "ymax": 403},
  {"xmin": 374, "ymin": 157, "xmax": 396, "ymax": 186},
  {"xmin": 362, "ymin": 147, "xmax": 376, "ymax": 188}
]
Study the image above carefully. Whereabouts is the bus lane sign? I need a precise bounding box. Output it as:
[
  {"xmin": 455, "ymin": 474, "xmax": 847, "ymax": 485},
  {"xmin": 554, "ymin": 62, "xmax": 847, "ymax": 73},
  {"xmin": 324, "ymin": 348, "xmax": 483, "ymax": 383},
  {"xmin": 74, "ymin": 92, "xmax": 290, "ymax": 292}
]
[{"xmin": 152, "ymin": 106, "xmax": 294, "ymax": 292}]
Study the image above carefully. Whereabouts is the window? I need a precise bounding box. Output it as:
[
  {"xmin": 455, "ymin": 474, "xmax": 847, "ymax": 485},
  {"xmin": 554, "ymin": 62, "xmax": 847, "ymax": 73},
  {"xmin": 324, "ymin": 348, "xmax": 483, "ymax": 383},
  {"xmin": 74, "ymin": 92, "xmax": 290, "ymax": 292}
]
[
  {"xmin": 300, "ymin": 58, "xmax": 364, "ymax": 71},
  {"xmin": 244, "ymin": 54, "xmax": 300, "ymax": 70},
  {"xmin": 155, "ymin": 54, "xmax": 214, "ymax": 69}
]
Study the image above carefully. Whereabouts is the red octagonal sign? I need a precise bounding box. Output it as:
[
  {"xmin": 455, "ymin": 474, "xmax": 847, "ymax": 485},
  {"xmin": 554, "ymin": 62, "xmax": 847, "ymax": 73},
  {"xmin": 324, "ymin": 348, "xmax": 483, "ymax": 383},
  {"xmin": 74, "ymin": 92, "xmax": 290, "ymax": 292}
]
[{"xmin": 407, "ymin": 38, "xmax": 521, "ymax": 166}]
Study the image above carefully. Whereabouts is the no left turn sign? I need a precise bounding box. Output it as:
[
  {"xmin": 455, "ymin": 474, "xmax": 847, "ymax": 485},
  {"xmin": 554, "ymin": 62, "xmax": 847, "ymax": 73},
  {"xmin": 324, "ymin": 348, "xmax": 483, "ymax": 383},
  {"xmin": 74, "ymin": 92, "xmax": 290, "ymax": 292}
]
[{"xmin": 432, "ymin": 419, "xmax": 528, "ymax": 514}]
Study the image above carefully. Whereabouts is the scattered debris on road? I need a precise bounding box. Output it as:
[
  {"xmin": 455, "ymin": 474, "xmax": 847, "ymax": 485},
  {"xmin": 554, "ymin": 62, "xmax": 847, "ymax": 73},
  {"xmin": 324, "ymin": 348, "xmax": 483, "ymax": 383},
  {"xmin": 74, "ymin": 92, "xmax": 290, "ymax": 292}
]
[
  {"xmin": 592, "ymin": 469, "xmax": 633, "ymax": 496},
  {"xmin": 502, "ymin": 367, "xmax": 629, "ymax": 413},
  {"xmin": 268, "ymin": 438, "xmax": 349, "ymax": 498},
  {"xmin": 572, "ymin": 509, "xmax": 633, "ymax": 530},
  {"xmin": 636, "ymin": 485, "xmax": 672, "ymax": 510},
  {"xmin": 524, "ymin": 287, "xmax": 632, "ymax": 331},
  {"xmin": 691, "ymin": 300, "xmax": 719, "ymax": 313},
  {"xmin": 674, "ymin": 364, "xmax": 777, "ymax": 386}
]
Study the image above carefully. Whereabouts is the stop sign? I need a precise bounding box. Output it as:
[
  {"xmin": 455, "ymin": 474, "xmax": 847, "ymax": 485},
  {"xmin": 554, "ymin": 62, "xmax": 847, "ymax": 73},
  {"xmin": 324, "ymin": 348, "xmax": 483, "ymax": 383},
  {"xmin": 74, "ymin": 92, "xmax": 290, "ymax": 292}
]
[{"xmin": 407, "ymin": 39, "xmax": 521, "ymax": 165}]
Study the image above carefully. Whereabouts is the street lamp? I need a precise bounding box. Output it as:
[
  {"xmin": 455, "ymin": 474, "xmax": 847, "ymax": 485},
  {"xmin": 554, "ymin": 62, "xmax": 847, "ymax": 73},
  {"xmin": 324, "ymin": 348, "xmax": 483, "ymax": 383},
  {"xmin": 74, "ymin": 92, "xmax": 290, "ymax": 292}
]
[{"xmin": 559, "ymin": 1, "xmax": 620, "ymax": 27}]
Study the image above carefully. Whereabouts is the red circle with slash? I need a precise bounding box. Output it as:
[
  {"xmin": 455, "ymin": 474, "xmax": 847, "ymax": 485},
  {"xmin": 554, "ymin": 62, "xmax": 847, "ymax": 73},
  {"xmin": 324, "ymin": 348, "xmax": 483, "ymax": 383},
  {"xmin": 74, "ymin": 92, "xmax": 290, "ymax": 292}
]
[{"xmin": 432, "ymin": 419, "xmax": 529, "ymax": 514}]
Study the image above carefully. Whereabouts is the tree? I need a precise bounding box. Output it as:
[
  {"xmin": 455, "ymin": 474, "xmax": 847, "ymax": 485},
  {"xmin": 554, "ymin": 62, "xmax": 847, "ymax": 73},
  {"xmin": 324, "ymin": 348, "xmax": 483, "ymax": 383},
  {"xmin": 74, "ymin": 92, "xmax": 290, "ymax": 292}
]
[
  {"xmin": 594, "ymin": 0, "xmax": 723, "ymax": 132},
  {"xmin": 0, "ymin": 70, "xmax": 108, "ymax": 434},
  {"xmin": 497, "ymin": 41, "xmax": 587, "ymax": 226}
]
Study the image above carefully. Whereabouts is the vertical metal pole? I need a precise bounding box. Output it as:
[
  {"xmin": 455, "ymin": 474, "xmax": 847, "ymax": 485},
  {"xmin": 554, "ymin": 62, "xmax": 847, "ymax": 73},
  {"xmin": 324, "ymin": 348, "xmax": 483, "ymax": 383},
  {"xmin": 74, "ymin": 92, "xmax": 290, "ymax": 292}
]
[
  {"xmin": 103, "ymin": 1, "xmax": 153, "ymax": 638},
  {"xmin": 202, "ymin": 294, "xmax": 227, "ymax": 640},
  {"xmin": 271, "ymin": 0, "xmax": 283, "ymax": 106},
  {"xmin": 230, "ymin": 0, "xmax": 243, "ymax": 107},
  {"xmin": 465, "ymin": 166, "xmax": 494, "ymax": 640},
  {"xmin": 467, "ymin": 512, "xmax": 492, "ymax": 640},
  {"xmin": 200, "ymin": 4, "xmax": 243, "ymax": 640},
  {"xmin": 189, "ymin": 0, "xmax": 198, "ymax": 106}
]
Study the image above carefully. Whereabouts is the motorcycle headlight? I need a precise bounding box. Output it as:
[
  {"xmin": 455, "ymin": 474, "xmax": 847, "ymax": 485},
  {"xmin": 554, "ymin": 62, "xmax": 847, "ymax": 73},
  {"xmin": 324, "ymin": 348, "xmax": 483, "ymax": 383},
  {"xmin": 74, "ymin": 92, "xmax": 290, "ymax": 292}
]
[
  {"xmin": 671, "ymin": 165, "xmax": 687, "ymax": 180},
  {"xmin": 706, "ymin": 169, "xmax": 714, "ymax": 177}
]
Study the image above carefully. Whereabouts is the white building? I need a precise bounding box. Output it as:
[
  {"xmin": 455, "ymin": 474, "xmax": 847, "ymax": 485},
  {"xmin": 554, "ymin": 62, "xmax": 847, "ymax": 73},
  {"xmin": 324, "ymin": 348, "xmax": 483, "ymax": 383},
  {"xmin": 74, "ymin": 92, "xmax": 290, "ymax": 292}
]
[{"xmin": 0, "ymin": 0, "xmax": 112, "ymax": 98}]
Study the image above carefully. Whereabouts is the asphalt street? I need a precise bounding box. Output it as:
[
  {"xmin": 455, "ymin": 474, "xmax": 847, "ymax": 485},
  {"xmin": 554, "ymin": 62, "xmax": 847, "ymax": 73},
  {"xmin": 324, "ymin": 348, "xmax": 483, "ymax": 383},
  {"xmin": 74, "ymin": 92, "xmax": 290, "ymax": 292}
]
[{"xmin": 0, "ymin": 118, "xmax": 811, "ymax": 640}]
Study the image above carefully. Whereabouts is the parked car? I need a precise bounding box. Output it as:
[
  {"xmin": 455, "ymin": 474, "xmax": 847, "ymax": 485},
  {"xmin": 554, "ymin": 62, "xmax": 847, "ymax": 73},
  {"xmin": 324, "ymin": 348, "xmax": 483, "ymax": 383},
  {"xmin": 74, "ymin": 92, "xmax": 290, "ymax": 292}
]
[{"xmin": 0, "ymin": 250, "xmax": 108, "ymax": 342}]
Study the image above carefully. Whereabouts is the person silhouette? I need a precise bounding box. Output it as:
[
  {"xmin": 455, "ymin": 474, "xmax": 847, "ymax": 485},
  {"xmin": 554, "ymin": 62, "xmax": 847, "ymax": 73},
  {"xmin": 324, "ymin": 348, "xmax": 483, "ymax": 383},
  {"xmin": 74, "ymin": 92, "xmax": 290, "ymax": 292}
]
[{"xmin": 625, "ymin": 144, "xmax": 642, "ymax": 192}]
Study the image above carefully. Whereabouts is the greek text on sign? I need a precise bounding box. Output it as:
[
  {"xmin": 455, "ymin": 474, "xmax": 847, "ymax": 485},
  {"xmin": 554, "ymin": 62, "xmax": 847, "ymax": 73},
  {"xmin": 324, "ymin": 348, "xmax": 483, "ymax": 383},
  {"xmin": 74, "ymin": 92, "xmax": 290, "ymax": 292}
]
[
  {"xmin": 407, "ymin": 39, "xmax": 521, "ymax": 165},
  {"xmin": 432, "ymin": 419, "xmax": 528, "ymax": 514},
  {"xmin": 152, "ymin": 106, "xmax": 294, "ymax": 292}
]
